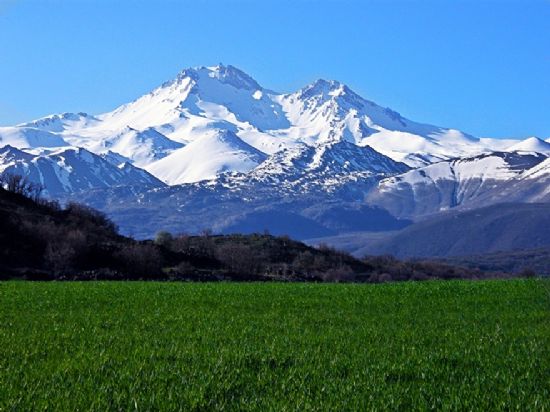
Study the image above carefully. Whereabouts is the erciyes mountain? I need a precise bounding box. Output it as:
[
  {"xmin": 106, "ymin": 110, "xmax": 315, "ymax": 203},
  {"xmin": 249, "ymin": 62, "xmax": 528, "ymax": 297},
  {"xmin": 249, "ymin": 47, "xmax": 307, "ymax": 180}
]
[{"xmin": 1, "ymin": 64, "xmax": 549, "ymax": 255}]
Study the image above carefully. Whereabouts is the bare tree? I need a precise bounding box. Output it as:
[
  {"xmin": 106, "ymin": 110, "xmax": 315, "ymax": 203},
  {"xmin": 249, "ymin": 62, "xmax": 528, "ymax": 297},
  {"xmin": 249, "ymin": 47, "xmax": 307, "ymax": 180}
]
[{"xmin": 1, "ymin": 173, "xmax": 43, "ymax": 201}]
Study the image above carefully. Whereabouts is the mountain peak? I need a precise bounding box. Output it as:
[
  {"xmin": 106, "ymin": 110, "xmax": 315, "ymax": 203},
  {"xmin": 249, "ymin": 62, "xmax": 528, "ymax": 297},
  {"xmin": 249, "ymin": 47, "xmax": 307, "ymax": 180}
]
[
  {"xmin": 301, "ymin": 78, "xmax": 344, "ymax": 97},
  {"xmin": 508, "ymin": 136, "xmax": 550, "ymax": 154},
  {"xmin": 0, "ymin": 144, "xmax": 35, "ymax": 163},
  {"xmin": 521, "ymin": 136, "xmax": 545, "ymax": 144},
  {"xmin": 296, "ymin": 78, "xmax": 370, "ymax": 110},
  {"xmin": 0, "ymin": 144, "xmax": 20, "ymax": 154},
  {"xmin": 311, "ymin": 78, "xmax": 342, "ymax": 88},
  {"xmin": 174, "ymin": 63, "xmax": 261, "ymax": 91}
]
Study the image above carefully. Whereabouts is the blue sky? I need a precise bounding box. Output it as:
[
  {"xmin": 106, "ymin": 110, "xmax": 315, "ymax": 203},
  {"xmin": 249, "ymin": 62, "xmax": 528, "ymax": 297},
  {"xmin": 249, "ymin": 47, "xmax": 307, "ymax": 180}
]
[{"xmin": 0, "ymin": 0, "xmax": 548, "ymax": 138}]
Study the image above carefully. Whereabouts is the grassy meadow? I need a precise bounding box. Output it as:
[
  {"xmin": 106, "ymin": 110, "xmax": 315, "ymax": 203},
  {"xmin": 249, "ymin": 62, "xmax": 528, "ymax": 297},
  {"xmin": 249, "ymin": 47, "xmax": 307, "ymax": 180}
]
[{"xmin": 1, "ymin": 279, "xmax": 549, "ymax": 410}]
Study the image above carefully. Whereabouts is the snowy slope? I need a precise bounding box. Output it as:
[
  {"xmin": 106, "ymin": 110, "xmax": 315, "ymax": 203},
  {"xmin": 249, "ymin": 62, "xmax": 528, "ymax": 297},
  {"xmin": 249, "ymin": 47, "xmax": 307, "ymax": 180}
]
[
  {"xmin": 0, "ymin": 145, "xmax": 163, "ymax": 196},
  {"xmin": 507, "ymin": 136, "xmax": 550, "ymax": 155},
  {"xmin": 146, "ymin": 129, "xmax": 267, "ymax": 184},
  {"xmin": 247, "ymin": 140, "xmax": 408, "ymax": 185},
  {"xmin": 0, "ymin": 127, "xmax": 69, "ymax": 148},
  {"xmin": 17, "ymin": 112, "xmax": 100, "ymax": 132},
  {"xmin": 386, "ymin": 151, "xmax": 543, "ymax": 184},
  {"xmin": 99, "ymin": 150, "xmax": 133, "ymax": 166},
  {"xmin": 367, "ymin": 151, "xmax": 548, "ymax": 218},
  {"xmin": 173, "ymin": 139, "xmax": 412, "ymax": 205},
  {"xmin": 519, "ymin": 157, "xmax": 550, "ymax": 179},
  {"xmin": 68, "ymin": 126, "xmax": 184, "ymax": 167}
]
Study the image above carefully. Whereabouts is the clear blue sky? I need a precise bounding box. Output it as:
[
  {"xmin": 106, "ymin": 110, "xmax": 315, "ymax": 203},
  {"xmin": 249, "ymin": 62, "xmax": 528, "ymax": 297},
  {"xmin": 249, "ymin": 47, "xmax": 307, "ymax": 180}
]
[{"xmin": 0, "ymin": 0, "xmax": 548, "ymax": 138}]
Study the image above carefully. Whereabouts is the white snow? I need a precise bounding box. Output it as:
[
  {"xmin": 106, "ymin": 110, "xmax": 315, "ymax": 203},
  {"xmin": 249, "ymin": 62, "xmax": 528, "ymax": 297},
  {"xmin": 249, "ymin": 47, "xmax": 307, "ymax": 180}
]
[
  {"xmin": 520, "ymin": 157, "xmax": 550, "ymax": 179},
  {"xmin": 506, "ymin": 136, "xmax": 550, "ymax": 155},
  {"xmin": 0, "ymin": 146, "xmax": 162, "ymax": 196},
  {"xmin": 0, "ymin": 127, "xmax": 69, "ymax": 148},
  {"xmin": 146, "ymin": 129, "xmax": 267, "ymax": 185},
  {"xmin": 0, "ymin": 63, "xmax": 535, "ymax": 185},
  {"xmin": 378, "ymin": 151, "xmax": 549, "ymax": 202}
]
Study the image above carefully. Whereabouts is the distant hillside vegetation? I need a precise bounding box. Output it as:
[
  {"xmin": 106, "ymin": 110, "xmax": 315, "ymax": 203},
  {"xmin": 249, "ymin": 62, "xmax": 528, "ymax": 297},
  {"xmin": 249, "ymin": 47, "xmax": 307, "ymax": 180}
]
[
  {"xmin": 0, "ymin": 178, "xmax": 516, "ymax": 282},
  {"xmin": 356, "ymin": 203, "xmax": 550, "ymax": 258},
  {"xmin": 440, "ymin": 248, "xmax": 550, "ymax": 276}
]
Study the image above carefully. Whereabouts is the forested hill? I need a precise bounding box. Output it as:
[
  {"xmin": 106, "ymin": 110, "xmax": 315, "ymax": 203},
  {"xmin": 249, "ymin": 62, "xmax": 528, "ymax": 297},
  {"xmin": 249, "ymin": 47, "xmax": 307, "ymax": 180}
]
[{"xmin": 0, "ymin": 183, "xmax": 522, "ymax": 282}]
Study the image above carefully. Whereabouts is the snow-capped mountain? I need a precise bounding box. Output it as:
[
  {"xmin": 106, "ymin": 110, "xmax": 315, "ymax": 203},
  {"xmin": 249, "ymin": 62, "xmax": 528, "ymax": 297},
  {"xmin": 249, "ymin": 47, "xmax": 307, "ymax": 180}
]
[
  {"xmin": 1, "ymin": 63, "xmax": 548, "ymax": 239},
  {"xmin": 367, "ymin": 151, "xmax": 549, "ymax": 218},
  {"xmin": 0, "ymin": 145, "xmax": 163, "ymax": 196},
  {"xmin": 0, "ymin": 64, "xmax": 527, "ymax": 184},
  {"xmin": 275, "ymin": 78, "xmax": 485, "ymax": 166},
  {"xmin": 231, "ymin": 140, "xmax": 410, "ymax": 194}
]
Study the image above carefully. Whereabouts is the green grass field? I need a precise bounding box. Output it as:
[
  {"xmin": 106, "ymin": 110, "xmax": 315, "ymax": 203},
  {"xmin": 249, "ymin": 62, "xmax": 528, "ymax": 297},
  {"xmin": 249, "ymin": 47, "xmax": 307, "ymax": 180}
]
[{"xmin": 1, "ymin": 280, "xmax": 549, "ymax": 410}]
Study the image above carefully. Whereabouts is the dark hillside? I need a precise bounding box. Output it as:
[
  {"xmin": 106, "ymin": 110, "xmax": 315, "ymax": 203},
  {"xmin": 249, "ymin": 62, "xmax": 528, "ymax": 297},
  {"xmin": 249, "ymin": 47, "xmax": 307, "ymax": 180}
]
[
  {"xmin": 0, "ymin": 187, "xmax": 130, "ymax": 278},
  {"xmin": 440, "ymin": 247, "xmax": 550, "ymax": 276},
  {"xmin": 356, "ymin": 203, "xmax": 550, "ymax": 258},
  {"xmin": 0, "ymin": 184, "xmax": 515, "ymax": 281}
]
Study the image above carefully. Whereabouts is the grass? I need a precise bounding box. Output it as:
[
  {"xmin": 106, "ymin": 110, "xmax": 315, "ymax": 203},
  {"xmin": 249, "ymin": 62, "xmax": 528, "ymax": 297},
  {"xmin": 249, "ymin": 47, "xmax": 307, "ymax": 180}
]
[{"xmin": 0, "ymin": 279, "xmax": 549, "ymax": 411}]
